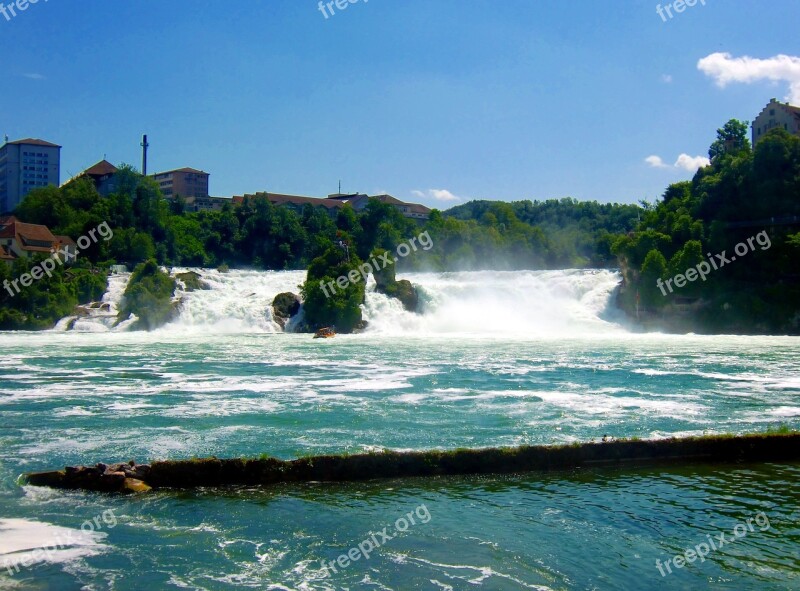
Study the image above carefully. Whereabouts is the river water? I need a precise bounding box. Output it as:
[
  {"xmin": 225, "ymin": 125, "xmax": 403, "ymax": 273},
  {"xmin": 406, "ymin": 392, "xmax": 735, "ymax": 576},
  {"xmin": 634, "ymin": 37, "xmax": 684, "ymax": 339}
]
[{"xmin": 0, "ymin": 269, "xmax": 798, "ymax": 590}]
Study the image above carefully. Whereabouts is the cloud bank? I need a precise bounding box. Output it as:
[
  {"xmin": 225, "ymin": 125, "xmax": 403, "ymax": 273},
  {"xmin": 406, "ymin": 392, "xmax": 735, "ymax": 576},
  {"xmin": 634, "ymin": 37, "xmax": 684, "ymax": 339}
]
[
  {"xmin": 412, "ymin": 189, "xmax": 461, "ymax": 202},
  {"xmin": 698, "ymin": 52, "xmax": 800, "ymax": 104},
  {"xmin": 646, "ymin": 153, "xmax": 710, "ymax": 172}
]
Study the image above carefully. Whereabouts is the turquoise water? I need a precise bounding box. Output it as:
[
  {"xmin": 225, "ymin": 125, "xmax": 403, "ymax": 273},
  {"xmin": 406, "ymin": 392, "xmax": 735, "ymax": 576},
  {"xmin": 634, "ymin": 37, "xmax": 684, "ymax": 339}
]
[{"xmin": 1, "ymin": 270, "xmax": 799, "ymax": 589}]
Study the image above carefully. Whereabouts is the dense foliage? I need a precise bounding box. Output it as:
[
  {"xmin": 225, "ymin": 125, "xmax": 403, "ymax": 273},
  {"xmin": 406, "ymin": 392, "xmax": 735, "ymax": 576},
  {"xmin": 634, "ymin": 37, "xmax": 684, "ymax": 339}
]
[
  {"xmin": 118, "ymin": 260, "xmax": 178, "ymax": 331},
  {"xmin": 14, "ymin": 168, "xmax": 642, "ymax": 273},
  {"xmin": 444, "ymin": 199, "xmax": 642, "ymax": 268},
  {"xmin": 12, "ymin": 123, "xmax": 797, "ymax": 334},
  {"xmin": 0, "ymin": 257, "xmax": 107, "ymax": 330},
  {"xmin": 613, "ymin": 123, "xmax": 800, "ymax": 333},
  {"xmin": 300, "ymin": 243, "xmax": 367, "ymax": 333}
]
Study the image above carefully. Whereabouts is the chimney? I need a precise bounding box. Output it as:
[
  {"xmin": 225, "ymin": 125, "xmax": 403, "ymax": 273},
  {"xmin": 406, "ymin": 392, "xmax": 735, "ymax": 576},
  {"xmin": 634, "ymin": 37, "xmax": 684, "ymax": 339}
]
[{"xmin": 141, "ymin": 134, "xmax": 150, "ymax": 176}]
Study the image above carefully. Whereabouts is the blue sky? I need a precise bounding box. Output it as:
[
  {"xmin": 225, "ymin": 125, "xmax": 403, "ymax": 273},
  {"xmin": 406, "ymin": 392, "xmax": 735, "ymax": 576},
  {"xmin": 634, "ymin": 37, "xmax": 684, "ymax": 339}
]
[{"xmin": 1, "ymin": 0, "xmax": 798, "ymax": 208}]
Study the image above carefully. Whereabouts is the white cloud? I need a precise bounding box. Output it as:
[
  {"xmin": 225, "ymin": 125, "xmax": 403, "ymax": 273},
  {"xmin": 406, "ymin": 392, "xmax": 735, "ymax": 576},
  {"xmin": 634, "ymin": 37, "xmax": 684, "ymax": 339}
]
[
  {"xmin": 645, "ymin": 155, "xmax": 669, "ymax": 168},
  {"xmin": 646, "ymin": 154, "xmax": 709, "ymax": 173},
  {"xmin": 412, "ymin": 189, "xmax": 461, "ymax": 202},
  {"xmin": 675, "ymin": 153, "xmax": 710, "ymax": 172},
  {"xmin": 661, "ymin": 74, "xmax": 673, "ymax": 84},
  {"xmin": 23, "ymin": 73, "xmax": 45, "ymax": 80},
  {"xmin": 698, "ymin": 52, "xmax": 800, "ymax": 104}
]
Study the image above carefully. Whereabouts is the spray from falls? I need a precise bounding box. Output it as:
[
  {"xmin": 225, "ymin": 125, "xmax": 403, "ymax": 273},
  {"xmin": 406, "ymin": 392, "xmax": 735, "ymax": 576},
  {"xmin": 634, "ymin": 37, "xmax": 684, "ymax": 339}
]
[
  {"xmin": 362, "ymin": 269, "xmax": 626, "ymax": 335},
  {"xmin": 54, "ymin": 268, "xmax": 625, "ymax": 335}
]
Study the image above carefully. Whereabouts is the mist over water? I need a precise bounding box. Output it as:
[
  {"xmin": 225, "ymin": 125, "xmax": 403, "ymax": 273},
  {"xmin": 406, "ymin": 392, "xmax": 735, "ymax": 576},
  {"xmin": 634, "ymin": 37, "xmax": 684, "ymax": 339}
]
[
  {"xmin": 57, "ymin": 268, "xmax": 627, "ymax": 336},
  {"xmin": 364, "ymin": 269, "xmax": 626, "ymax": 335}
]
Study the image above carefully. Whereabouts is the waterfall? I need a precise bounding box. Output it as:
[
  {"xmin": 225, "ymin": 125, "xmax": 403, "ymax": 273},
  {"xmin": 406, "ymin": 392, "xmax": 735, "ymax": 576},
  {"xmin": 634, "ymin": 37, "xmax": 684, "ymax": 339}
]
[
  {"xmin": 54, "ymin": 268, "xmax": 625, "ymax": 335},
  {"xmin": 361, "ymin": 269, "xmax": 626, "ymax": 335},
  {"xmin": 54, "ymin": 273, "xmax": 132, "ymax": 333}
]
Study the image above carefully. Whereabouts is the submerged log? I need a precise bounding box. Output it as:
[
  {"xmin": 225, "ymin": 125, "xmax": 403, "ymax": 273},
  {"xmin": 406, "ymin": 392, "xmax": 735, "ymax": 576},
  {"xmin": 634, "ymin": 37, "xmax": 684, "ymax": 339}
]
[{"xmin": 22, "ymin": 433, "xmax": 800, "ymax": 493}]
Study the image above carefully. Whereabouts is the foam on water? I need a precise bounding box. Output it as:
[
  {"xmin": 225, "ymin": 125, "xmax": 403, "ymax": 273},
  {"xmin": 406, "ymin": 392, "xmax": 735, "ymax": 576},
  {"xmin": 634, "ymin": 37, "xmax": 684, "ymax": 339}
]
[
  {"xmin": 0, "ymin": 519, "xmax": 108, "ymax": 572},
  {"xmin": 362, "ymin": 269, "xmax": 625, "ymax": 336}
]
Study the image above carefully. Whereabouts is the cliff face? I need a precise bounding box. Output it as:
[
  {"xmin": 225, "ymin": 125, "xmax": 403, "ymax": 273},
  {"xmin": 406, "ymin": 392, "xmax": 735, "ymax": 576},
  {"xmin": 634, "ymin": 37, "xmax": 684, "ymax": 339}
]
[
  {"xmin": 371, "ymin": 248, "xmax": 419, "ymax": 313},
  {"xmin": 614, "ymin": 260, "xmax": 800, "ymax": 335}
]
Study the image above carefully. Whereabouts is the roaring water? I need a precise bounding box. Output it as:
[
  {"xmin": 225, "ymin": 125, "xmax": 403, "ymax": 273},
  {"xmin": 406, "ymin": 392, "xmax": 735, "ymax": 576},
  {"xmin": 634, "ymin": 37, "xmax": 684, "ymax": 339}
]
[
  {"xmin": 54, "ymin": 273, "xmax": 133, "ymax": 333},
  {"xmin": 1, "ymin": 269, "xmax": 798, "ymax": 590},
  {"xmin": 58, "ymin": 267, "xmax": 626, "ymax": 336}
]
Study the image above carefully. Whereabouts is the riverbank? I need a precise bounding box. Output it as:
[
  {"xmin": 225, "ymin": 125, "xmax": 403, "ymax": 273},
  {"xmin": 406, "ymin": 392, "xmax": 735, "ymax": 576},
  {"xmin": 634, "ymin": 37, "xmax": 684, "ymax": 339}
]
[{"xmin": 23, "ymin": 432, "xmax": 800, "ymax": 493}]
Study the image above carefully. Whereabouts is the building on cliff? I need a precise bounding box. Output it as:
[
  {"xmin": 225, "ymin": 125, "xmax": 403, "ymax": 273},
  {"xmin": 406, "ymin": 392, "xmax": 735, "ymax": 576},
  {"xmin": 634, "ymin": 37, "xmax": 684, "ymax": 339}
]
[
  {"xmin": 0, "ymin": 216, "xmax": 75, "ymax": 263},
  {"xmin": 0, "ymin": 138, "xmax": 61, "ymax": 213},
  {"xmin": 232, "ymin": 191, "xmax": 431, "ymax": 220},
  {"xmin": 752, "ymin": 99, "xmax": 800, "ymax": 146}
]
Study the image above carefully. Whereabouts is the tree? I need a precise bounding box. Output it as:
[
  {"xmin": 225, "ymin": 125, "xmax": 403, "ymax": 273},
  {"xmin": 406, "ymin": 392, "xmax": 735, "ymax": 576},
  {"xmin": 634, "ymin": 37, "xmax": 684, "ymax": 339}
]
[
  {"xmin": 709, "ymin": 119, "xmax": 751, "ymax": 161},
  {"xmin": 640, "ymin": 249, "xmax": 668, "ymax": 307},
  {"xmin": 301, "ymin": 245, "xmax": 366, "ymax": 333}
]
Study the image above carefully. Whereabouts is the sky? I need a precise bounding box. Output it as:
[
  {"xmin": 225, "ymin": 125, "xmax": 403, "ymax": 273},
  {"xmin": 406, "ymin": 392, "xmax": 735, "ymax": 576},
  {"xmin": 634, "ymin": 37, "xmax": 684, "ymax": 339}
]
[{"xmin": 1, "ymin": 0, "xmax": 799, "ymax": 209}]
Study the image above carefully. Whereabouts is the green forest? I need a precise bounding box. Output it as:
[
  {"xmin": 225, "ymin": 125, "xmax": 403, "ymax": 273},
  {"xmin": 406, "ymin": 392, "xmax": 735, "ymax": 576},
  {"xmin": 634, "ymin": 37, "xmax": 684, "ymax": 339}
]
[
  {"xmin": 613, "ymin": 121, "xmax": 800, "ymax": 333},
  {"xmin": 13, "ymin": 167, "xmax": 643, "ymax": 273}
]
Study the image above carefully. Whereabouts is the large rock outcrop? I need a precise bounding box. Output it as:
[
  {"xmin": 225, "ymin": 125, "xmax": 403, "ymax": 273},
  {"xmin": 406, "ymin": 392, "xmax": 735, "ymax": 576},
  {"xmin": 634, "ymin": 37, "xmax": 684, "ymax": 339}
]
[
  {"xmin": 272, "ymin": 292, "xmax": 301, "ymax": 329},
  {"xmin": 175, "ymin": 271, "xmax": 211, "ymax": 292},
  {"xmin": 371, "ymin": 249, "xmax": 419, "ymax": 312},
  {"xmin": 300, "ymin": 244, "xmax": 366, "ymax": 333},
  {"xmin": 117, "ymin": 260, "xmax": 178, "ymax": 331}
]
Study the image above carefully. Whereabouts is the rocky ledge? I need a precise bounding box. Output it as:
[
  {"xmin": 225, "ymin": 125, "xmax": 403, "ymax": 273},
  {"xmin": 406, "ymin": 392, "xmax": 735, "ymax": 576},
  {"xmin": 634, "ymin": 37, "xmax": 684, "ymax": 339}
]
[
  {"xmin": 25, "ymin": 461, "xmax": 153, "ymax": 493},
  {"xmin": 22, "ymin": 432, "xmax": 800, "ymax": 494}
]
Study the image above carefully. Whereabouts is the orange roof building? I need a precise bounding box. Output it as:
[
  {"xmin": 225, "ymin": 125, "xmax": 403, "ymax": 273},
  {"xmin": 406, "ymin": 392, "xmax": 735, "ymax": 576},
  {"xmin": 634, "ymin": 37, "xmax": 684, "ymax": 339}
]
[
  {"xmin": 0, "ymin": 216, "xmax": 64, "ymax": 261},
  {"xmin": 66, "ymin": 159, "xmax": 120, "ymax": 196}
]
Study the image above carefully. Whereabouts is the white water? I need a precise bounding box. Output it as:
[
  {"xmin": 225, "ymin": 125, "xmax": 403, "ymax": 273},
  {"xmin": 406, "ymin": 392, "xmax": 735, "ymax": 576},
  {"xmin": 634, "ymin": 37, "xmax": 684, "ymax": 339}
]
[
  {"xmin": 54, "ymin": 268, "xmax": 626, "ymax": 336},
  {"xmin": 54, "ymin": 273, "xmax": 133, "ymax": 333},
  {"xmin": 0, "ymin": 518, "xmax": 109, "ymax": 572},
  {"xmin": 169, "ymin": 268, "xmax": 306, "ymax": 333},
  {"xmin": 363, "ymin": 269, "xmax": 626, "ymax": 335}
]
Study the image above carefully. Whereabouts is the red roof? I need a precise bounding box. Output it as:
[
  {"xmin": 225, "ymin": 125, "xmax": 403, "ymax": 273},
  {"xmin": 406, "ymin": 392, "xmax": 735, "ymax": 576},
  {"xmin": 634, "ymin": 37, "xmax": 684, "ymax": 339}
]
[
  {"xmin": 230, "ymin": 192, "xmax": 431, "ymax": 216},
  {"xmin": 372, "ymin": 194, "xmax": 406, "ymax": 206},
  {"xmin": 153, "ymin": 167, "xmax": 208, "ymax": 175},
  {"xmin": 0, "ymin": 245, "xmax": 16, "ymax": 261},
  {"xmin": 236, "ymin": 192, "xmax": 345, "ymax": 209},
  {"xmin": 0, "ymin": 217, "xmax": 58, "ymax": 253},
  {"xmin": 82, "ymin": 160, "xmax": 118, "ymax": 177},
  {"xmin": 5, "ymin": 138, "xmax": 61, "ymax": 148}
]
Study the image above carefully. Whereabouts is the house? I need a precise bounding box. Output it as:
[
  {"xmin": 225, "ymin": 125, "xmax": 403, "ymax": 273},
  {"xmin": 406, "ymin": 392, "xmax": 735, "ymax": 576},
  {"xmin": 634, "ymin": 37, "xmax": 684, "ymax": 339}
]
[
  {"xmin": 0, "ymin": 216, "xmax": 69, "ymax": 262},
  {"xmin": 232, "ymin": 192, "xmax": 346, "ymax": 218},
  {"xmin": 0, "ymin": 138, "xmax": 61, "ymax": 213},
  {"xmin": 752, "ymin": 99, "xmax": 800, "ymax": 145},
  {"xmin": 327, "ymin": 192, "xmax": 431, "ymax": 220},
  {"xmin": 183, "ymin": 195, "xmax": 234, "ymax": 212},
  {"xmin": 53, "ymin": 235, "xmax": 78, "ymax": 261},
  {"xmin": 231, "ymin": 190, "xmax": 432, "ymax": 220},
  {"xmin": 83, "ymin": 160, "xmax": 119, "ymax": 196},
  {"xmin": 151, "ymin": 167, "xmax": 210, "ymax": 199},
  {"xmin": 67, "ymin": 160, "xmax": 120, "ymax": 196}
]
